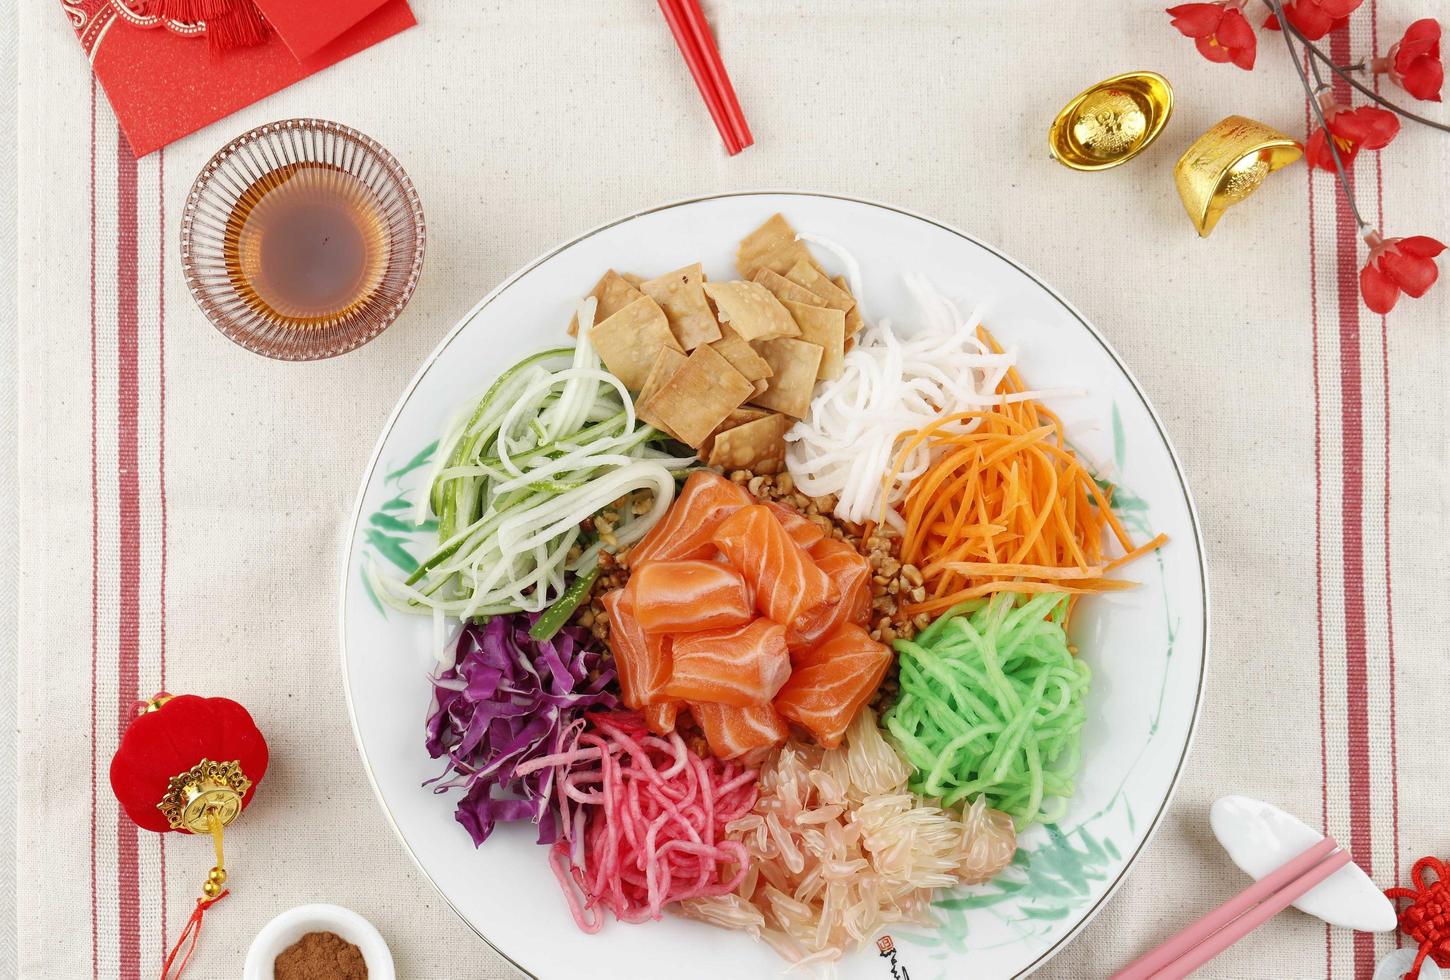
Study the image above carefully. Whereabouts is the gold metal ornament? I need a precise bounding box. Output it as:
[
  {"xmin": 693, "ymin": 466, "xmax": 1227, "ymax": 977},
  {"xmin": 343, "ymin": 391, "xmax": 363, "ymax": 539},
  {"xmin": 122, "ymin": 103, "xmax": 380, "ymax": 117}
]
[
  {"xmin": 1174, "ymin": 115, "xmax": 1303, "ymax": 237},
  {"xmin": 1049, "ymin": 71, "xmax": 1174, "ymax": 171},
  {"xmin": 156, "ymin": 758, "xmax": 252, "ymax": 833},
  {"xmin": 143, "ymin": 693, "xmax": 174, "ymax": 712}
]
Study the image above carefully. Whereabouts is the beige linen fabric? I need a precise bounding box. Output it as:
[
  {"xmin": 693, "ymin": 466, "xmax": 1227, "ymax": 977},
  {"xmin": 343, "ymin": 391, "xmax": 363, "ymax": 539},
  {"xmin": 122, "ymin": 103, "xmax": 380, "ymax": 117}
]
[{"xmin": 17, "ymin": 2, "xmax": 1449, "ymax": 978}]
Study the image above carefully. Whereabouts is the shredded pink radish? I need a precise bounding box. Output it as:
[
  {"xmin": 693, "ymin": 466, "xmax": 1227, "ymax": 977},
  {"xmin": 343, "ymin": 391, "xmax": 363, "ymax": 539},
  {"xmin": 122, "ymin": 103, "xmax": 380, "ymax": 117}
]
[{"xmin": 529, "ymin": 711, "xmax": 758, "ymax": 930}]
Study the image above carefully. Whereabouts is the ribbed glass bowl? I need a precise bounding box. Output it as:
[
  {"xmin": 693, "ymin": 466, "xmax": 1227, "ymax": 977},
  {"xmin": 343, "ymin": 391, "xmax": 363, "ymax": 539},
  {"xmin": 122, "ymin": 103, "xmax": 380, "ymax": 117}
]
[{"xmin": 180, "ymin": 118, "xmax": 425, "ymax": 361}]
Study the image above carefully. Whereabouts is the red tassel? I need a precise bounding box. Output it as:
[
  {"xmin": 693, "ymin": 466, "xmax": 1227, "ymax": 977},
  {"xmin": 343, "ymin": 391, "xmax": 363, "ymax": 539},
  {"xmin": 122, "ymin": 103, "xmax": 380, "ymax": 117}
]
[
  {"xmin": 203, "ymin": 2, "xmax": 269, "ymax": 53},
  {"xmin": 160, "ymin": 890, "xmax": 227, "ymax": 980},
  {"xmin": 134, "ymin": 0, "xmax": 269, "ymax": 52}
]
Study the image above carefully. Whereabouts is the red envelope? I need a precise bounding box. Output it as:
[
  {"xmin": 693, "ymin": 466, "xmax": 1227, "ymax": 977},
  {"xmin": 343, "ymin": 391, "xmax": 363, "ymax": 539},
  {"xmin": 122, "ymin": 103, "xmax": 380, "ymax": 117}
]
[
  {"xmin": 252, "ymin": 0, "xmax": 397, "ymax": 61},
  {"xmin": 65, "ymin": 0, "xmax": 417, "ymax": 157}
]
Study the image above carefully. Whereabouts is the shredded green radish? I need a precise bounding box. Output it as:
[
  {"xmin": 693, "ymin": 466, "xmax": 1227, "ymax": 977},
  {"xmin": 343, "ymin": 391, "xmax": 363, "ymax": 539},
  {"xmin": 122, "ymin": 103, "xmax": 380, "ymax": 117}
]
[
  {"xmin": 370, "ymin": 299, "xmax": 696, "ymax": 631},
  {"xmin": 883, "ymin": 592, "xmax": 1090, "ymax": 825}
]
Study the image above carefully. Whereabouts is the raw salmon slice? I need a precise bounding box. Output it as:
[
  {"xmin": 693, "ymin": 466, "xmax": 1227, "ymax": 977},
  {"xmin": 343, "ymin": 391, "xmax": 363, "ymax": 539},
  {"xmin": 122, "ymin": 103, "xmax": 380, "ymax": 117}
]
[
  {"xmin": 711, "ymin": 504, "xmax": 838, "ymax": 627},
  {"xmin": 627, "ymin": 471, "xmax": 752, "ymax": 566},
  {"xmin": 632, "ymin": 560, "xmax": 752, "ymax": 633},
  {"xmin": 690, "ymin": 700, "xmax": 789, "ymax": 760},
  {"xmin": 774, "ymin": 623, "xmax": 892, "ymax": 748},
  {"xmin": 665, "ymin": 619, "xmax": 791, "ymax": 706},
  {"xmin": 786, "ymin": 537, "xmax": 874, "ymax": 654},
  {"xmin": 643, "ymin": 700, "xmax": 681, "ymax": 736},
  {"xmin": 763, "ymin": 501, "xmax": 826, "ymax": 550},
  {"xmin": 600, "ymin": 587, "xmax": 672, "ymax": 709}
]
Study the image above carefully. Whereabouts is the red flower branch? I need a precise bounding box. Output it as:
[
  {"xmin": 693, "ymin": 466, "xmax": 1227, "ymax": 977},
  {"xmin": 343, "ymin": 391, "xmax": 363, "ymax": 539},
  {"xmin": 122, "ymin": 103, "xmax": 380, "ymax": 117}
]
[
  {"xmin": 1360, "ymin": 233, "xmax": 1446, "ymax": 314},
  {"xmin": 1266, "ymin": 0, "xmax": 1364, "ymax": 41},
  {"xmin": 1373, "ymin": 19, "xmax": 1444, "ymax": 102},
  {"xmin": 1168, "ymin": 2, "xmax": 1257, "ymax": 69},
  {"xmin": 1165, "ymin": 0, "xmax": 1448, "ymax": 316},
  {"xmin": 1304, "ymin": 94, "xmax": 1399, "ymax": 170}
]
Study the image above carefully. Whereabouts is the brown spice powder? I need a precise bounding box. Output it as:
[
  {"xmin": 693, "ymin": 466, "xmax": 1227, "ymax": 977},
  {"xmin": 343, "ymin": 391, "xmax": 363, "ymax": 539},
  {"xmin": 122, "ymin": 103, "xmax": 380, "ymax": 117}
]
[{"xmin": 274, "ymin": 931, "xmax": 368, "ymax": 980}]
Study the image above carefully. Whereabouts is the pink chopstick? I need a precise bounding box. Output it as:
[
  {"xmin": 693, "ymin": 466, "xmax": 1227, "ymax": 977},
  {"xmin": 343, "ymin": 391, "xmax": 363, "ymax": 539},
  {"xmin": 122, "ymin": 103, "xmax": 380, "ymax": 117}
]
[
  {"xmin": 656, "ymin": 0, "xmax": 751, "ymax": 155},
  {"xmin": 1114, "ymin": 837, "xmax": 1352, "ymax": 980}
]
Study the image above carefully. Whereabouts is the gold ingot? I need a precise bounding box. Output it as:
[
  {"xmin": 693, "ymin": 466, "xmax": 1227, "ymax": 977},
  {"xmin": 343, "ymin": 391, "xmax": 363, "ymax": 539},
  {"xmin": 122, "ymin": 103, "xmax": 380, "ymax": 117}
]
[
  {"xmin": 1174, "ymin": 116, "xmax": 1303, "ymax": 237},
  {"xmin": 1049, "ymin": 71, "xmax": 1174, "ymax": 171}
]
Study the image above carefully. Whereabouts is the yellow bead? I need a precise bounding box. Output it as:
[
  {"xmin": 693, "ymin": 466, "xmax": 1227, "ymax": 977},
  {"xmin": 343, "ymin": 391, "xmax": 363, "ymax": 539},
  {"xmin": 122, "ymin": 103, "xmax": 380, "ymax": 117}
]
[
  {"xmin": 202, "ymin": 881, "xmax": 220, "ymax": 898},
  {"xmin": 208, "ymin": 867, "xmax": 227, "ymax": 885}
]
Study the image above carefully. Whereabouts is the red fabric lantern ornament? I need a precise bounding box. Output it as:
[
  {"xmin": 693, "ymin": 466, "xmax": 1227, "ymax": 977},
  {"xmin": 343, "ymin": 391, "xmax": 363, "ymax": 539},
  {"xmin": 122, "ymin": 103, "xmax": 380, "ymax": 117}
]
[{"xmin": 110, "ymin": 693, "xmax": 269, "ymax": 978}]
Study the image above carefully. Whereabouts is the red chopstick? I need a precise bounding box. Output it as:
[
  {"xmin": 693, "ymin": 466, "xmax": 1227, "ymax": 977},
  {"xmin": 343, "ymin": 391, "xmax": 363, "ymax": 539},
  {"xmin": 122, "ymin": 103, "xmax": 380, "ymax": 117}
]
[
  {"xmin": 675, "ymin": 0, "xmax": 752, "ymax": 151},
  {"xmin": 657, "ymin": 0, "xmax": 751, "ymax": 155}
]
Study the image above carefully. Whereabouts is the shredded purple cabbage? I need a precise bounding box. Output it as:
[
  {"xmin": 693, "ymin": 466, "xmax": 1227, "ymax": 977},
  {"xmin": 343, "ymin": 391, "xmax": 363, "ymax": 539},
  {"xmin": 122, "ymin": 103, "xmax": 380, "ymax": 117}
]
[{"xmin": 425, "ymin": 612, "xmax": 617, "ymax": 846}]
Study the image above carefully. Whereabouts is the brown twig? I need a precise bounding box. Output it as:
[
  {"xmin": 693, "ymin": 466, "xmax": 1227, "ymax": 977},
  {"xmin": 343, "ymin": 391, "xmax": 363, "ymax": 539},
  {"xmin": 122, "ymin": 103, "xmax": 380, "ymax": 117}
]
[
  {"xmin": 1265, "ymin": 2, "xmax": 1450, "ymax": 134},
  {"xmin": 1265, "ymin": 0, "xmax": 1368, "ymax": 229}
]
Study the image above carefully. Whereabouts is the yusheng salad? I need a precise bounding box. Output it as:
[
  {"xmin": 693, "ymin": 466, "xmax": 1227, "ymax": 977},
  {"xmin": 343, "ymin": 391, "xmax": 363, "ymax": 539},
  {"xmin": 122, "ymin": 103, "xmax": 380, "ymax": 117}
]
[{"xmin": 373, "ymin": 214, "xmax": 1167, "ymax": 967}]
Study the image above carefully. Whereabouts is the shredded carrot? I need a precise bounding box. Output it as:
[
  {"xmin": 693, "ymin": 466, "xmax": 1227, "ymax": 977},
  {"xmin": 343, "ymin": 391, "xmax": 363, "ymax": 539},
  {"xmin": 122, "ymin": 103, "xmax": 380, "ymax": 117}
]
[{"xmin": 894, "ymin": 326, "xmax": 1166, "ymax": 620}]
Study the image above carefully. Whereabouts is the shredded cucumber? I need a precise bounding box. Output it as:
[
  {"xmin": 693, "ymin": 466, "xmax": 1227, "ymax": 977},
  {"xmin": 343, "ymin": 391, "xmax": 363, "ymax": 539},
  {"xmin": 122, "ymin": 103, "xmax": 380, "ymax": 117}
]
[{"xmin": 375, "ymin": 302, "xmax": 695, "ymax": 619}]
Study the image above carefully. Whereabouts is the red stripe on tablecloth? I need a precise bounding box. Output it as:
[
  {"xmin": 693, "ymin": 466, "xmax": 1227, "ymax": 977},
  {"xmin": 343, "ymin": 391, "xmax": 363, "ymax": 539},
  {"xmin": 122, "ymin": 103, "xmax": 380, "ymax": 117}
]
[
  {"xmin": 1327, "ymin": 25, "xmax": 1376, "ymax": 980},
  {"xmin": 1304, "ymin": 73, "xmax": 1336, "ymax": 979},
  {"xmin": 1369, "ymin": 3, "xmax": 1403, "ymax": 900},
  {"xmin": 157, "ymin": 146, "xmax": 169, "ymax": 964},
  {"xmin": 88, "ymin": 75, "xmax": 100, "ymax": 980},
  {"xmin": 114, "ymin": 125, "xmax": 143, "ymax": 980}
]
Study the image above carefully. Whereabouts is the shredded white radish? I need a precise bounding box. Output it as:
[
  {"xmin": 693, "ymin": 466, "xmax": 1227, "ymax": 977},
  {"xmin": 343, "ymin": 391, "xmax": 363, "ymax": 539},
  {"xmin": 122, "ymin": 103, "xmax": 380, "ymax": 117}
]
[{"xmin": 785, "ymin": 270, "xmax": 1032, "ymax": 530}]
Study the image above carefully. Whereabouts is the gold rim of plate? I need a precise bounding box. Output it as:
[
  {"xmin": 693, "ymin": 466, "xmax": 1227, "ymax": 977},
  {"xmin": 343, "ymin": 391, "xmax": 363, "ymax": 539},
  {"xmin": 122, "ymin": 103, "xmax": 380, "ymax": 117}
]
[{"xmin": 1049, "ymin": 71, "xmax": 1174, "ymax": 172}]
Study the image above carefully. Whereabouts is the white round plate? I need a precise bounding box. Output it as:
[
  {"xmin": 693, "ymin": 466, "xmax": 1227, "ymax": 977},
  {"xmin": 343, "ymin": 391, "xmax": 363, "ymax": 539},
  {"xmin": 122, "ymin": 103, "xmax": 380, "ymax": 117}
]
[{"xmin": 340, "ymin": 192, "xmax": 1209, "ymax": 979}]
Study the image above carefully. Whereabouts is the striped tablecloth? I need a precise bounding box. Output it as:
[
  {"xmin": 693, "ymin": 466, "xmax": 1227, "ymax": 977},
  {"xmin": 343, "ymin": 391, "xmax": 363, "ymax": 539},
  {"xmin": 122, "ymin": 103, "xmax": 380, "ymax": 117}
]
[{"xmin": 16, "ymin": 1, "xmax": 1449, "ymax": 978}]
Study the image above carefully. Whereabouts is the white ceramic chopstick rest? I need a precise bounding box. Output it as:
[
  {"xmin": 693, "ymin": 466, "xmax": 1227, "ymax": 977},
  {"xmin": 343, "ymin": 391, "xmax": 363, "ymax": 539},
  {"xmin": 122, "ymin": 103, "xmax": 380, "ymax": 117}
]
[
  {"xmin": 1374, "ymin": 947, "xmax": 1443, "ymax": 980},
  {"xmin": 1210, "ymin": 795, "xmax": 1397, "ymax": 931}
]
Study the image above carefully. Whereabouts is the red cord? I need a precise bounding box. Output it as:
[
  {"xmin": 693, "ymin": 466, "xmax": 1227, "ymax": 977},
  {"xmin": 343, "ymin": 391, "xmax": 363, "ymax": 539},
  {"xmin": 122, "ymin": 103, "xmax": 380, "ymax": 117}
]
[
  {"xmin": 159, "ymin": 889, "xmax": 227, "ymax": 980},
  {"xmin": 1386, "ymin": 856, "xmax": 1450, "ymax": 980}
]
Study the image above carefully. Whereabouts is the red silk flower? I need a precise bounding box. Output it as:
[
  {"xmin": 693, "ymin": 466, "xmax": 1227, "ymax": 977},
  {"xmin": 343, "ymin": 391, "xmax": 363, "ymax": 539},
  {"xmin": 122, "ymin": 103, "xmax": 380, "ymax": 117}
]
[
  {"xmin": 1360, "ymin": 232, "xmax": 1446, "ymax": 313},
  {"xmin": 1167, "ymin": 2, "xmax": 1257, "ymax": 69},
  {"xmin": 1266, "ymin": 0, "xmax": 1365, "ymax": 40},
  {"xmin": 1373, "ymin": 19, "xmax": 1443, "ymax": 102},
  {"xmin": 1305, "ymin": 97, "xmax": 1400, "ymax": 170}
]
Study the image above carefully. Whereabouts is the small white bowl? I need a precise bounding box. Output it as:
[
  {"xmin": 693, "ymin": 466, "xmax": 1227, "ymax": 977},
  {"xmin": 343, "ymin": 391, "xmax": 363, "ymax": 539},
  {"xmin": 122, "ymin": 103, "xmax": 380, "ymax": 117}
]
[{"xmin": 243, "ymin": 904, "xmax": 395, "ymax": 980}]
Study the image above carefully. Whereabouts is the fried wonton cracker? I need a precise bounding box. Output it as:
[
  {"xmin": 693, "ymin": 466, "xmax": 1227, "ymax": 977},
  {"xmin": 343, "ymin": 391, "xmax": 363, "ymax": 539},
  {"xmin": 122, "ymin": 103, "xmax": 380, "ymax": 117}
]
[
  {"xmin": 640, "ymin": 263, "xmax": 721, "ymax": 350},
  {"xmin": 783, "ymin": 260, "xmax": 855, "ymax": 314},
  {"xmin": 709, "ymin": 323, "xmax": 773, "ymax": 382},
  {"xmin": 589, "ymin": 296, "xmax": 682, "ymax": 391},
  {"xmin": 568, "ymin": 270, "xmax": 645, "ymax": 336},
  {"xmin": 707, "ymin": 413, "xmax": 793, "ymax": 475},
  {"xmin": 780, "ymin": 300, "xmax": 846, "ymax": 381},
  {"xmin": 736, "ymin": 213, "xmax": 815, "ymax": 280},
  {"xmin": 752, "ymin": 268, "xmax": 824, "ymax": 306},
  {"xmin": 751, "ymin": 338, "xmax": 824, "ymax": 419},
  {"xmin": 702, "ymin": 281, "xmax": 799, "ymax": 343},
  {"xmin": 832, "ymin": 275, "xmax": 864, "ymax": 337},
  {"xmin": 698, "ymin": 406, "xmax": 772, "ymax": 459},
  {"xmin": 635, "ymin": 348, "xmax": 690, "ymax": 439},
  {"xmin": 635, "ymin": 344, "xmax": 753, "ymax": 447}
]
